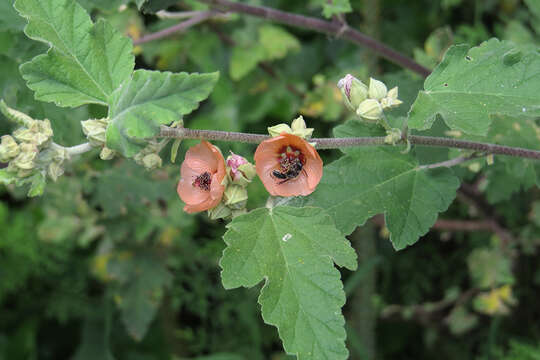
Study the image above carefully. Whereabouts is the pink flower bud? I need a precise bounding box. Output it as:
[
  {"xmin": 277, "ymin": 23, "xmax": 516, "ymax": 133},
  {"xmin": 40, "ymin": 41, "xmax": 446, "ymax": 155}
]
[{"xmin": 226, "ymin": 152, "xmax": 248, "ymax": 180}]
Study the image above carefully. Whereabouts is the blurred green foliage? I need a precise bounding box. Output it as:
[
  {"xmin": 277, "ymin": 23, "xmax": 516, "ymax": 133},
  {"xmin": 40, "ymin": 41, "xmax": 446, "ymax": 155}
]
[{"xmin": 1, "ymin": 0, "xmax": 540, "ymax": 359}]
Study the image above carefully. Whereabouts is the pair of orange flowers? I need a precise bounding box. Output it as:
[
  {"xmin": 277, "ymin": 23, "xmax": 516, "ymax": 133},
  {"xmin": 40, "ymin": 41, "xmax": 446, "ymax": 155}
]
[{"xmin": 177, "ymin": 133, "xmax": 323, "ymax": 213}]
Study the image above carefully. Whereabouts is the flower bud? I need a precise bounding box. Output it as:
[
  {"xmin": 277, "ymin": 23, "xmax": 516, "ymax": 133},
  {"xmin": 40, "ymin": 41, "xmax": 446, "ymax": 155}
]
[
  {"xmin": 226, "ymin": 152, "xmax": 255, "ymax": 186},
  {"xmin": 337, "ymin": 74, "xmax": 368, "ymax": 111},
  {"xmin": 356, "ymin": 99, "xmax": 383, "ymax": 121},
  {"xmin": 368, "ymin": 77, "xmax": 388, "ymax": 100},
  {"xmin": 0, "ymin": 135, "xmax": 20, "ymax": 162},
  {"xmin": 290, "ymin": 115, "xmax": 314, "ymax": 139},
  {"xmin": 268, "ymin": 123, "xmax": 293, "ymax": 137},
  {"xmin": 81, "ymin": 119, "xmax": 108, "ymax": 147},
  {"xmin": 48, "ymin": 162, "xmax": 64, "ymax": 181},
  {"xmin": 100, "ymin": 147, "xmax": 116, "ymax": 160},
  {"xmin": 141, "ymin": 153, "xmax": 162, "ymax": 170},
  {"xmin": 13, "ymin": 128, "xmax": 35, "ymax": 143},
  {"xmin": 207, "ymin": 201, "xmax": 233, "ymax": 220},
  {"xmin": 224, "ymin": 185, "xmax": 248, "ymax": 207}
]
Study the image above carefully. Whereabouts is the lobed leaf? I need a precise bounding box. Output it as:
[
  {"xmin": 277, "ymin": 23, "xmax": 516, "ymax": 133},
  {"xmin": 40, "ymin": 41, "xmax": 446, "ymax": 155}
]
[
  {"xmin": 15, "ymin": 0, "xmax": 134, "ymax": 107},
  {"xmin": 221, "ymin": 206, "xmax": 357, "ymax": 360},
  {"xmin": 299, "ymin": 121, "xmax": 460, "ymax": 250},
  {"xmin": 408, "ymin": 39, "xmax": 540, "ymax": 136},
  {"xmin": 106, "ymin": 69, "xmax": 218, "ymax": 157}
]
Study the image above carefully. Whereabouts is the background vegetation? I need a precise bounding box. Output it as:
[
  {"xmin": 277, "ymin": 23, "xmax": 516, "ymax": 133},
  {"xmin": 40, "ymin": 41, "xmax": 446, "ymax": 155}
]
[{"xmin": 1, "ymin": 0, "xmax": 540, "ymax": 359}]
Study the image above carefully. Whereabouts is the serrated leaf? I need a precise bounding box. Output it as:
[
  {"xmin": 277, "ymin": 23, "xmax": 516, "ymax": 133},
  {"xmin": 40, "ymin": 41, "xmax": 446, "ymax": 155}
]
[
  {"xmin": 106, "ymin": 70, "xmax": 218, "ymax": 157},
  {"xmin": 408, "ymin": 39, "xmax": 540, "ymax": 136},
  {"xmin": 27, "ymin": 173, "xmax": 45, "ymax": 197},
  {"xmin": 15, "ymin": 0, "xmax": 134, "ymax": 107},
  {"xmin": 298, "ymin": 121, "xmax": 460, "ymax": 250},
  {"xmin": 221, "ymin": 206, "xmax": 357, "ymax": 360},
  {"xmin": 108, "ymin": 252, "xmax": 172, "ymax": 341}
]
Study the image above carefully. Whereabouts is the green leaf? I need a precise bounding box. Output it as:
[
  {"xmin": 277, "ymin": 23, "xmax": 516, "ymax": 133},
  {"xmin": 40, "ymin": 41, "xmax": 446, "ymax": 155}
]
[
  {"xmin": 73, "ymin": 315, "xmax": 115, "ymax": 360},
  {"xmin": 258, "ymin": 25, "xmax": 300, "ymax": 60},
  {"xmin": 0, "ymin": 0, "xmax": 25, "ymax": 32},
  {"xmin": 108, "ymin": 251, "xmax": 172, "ymax": 341},
  {"xmin": 229, "ymin": 25, "xmax": 299, "ymax": 81},
  {"xmin": 299, "ymin": 121, "xmax": 460, "ymax": 250},
  {"xmin": 221, "ymin": 206, "xmax": 357, "ymax": 360},
  {"xmin": 106, "ymin": 69, "xmax": 218, "ymax": 157},
  {"xmin": 27, "ymin": 173, "xmax": 45, "ymax": 197},
  {"xmin": 15, "ymin": 0, "xmax": 134, "ymax": 107},
  {"xmin": 229, "ymin": 46, "xmax": 266, "ymax": 81},
  {"xmin": 408, "ymin": 39, "xmax": 540, "ymax": 136},
  {"xmin": 311, "ymin": 0, "xmax": 352, "ymax": 18}
]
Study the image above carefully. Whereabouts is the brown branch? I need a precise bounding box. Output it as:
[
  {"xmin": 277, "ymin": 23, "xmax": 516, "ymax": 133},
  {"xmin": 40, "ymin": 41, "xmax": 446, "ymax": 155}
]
[
  {"xmin": 371, "ymin": 214, "xmax": 498, "ymax": 233},
  {"xmin": 199, "ymin": 0, "xmax": 431, "ymax": 77},
  {"xmin": 133, "ymin": 11, "xmax": 217, "ymax": 45},
  {"xmin": 380, "ymin": 289, "xmax": 480, "ymax": 325},
  {"xmin": 457, "ymin": 184, "xmax": 516, "ymax": 246}
]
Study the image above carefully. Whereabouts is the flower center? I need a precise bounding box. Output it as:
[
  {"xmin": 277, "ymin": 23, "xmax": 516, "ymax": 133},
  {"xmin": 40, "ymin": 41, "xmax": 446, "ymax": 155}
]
[
  {"xmin": 272, "ymin": 146, "xmax": 305, "ymax": 182},
  {"xmin": 193, "ymin": 171, "xmax": 211, "ymax": 191}
]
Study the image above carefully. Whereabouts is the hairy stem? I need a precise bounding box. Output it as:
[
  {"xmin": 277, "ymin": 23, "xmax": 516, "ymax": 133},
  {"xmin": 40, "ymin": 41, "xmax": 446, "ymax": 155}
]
[
  {"xmin": 159, "ymin": 126, "xmax": 540, "ymax": 160},
  {"xmin": 199, "ymin": 0, "xmax": 431, "ymax": 77},
  {"xmin": 51, "ymin": 142, "xmax": 94, "ymax": 156}
]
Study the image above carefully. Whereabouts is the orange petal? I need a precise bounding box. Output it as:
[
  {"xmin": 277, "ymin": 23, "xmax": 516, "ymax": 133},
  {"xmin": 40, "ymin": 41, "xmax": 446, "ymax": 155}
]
[{"xmin": 185, "ymin": 141, "xmax": 219, "ymax": 172}]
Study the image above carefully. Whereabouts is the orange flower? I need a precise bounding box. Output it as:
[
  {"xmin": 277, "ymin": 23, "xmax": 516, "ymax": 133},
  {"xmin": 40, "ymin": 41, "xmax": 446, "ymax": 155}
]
[
  {"xmin": 254, "ymin": 133, "xmax": 323, "ymax": 197},
  {"xmin": 177, "ymin": 141, "xmax": 226, "ymax": 213}
]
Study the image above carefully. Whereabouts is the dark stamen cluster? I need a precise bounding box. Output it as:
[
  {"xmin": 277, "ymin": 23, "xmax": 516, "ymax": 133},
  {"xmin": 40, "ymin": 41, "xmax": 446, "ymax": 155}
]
[{"xmin": 193, "ymin": 171, "xmax": 212, "ymax": 191}]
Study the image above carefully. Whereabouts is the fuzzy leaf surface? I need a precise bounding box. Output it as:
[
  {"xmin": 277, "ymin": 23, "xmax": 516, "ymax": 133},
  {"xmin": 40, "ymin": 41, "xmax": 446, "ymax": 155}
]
[
  {"xmin": 408, "ymin": 39, "xmax": 540, "ymax": 135},
  {"xmin": 15, "ymin": 0, "xmax": 134, "ymax": 107},
  {"xmin": 299, "ymin": 121, "xmax": 460, "ymax": 250},
  {"xmin": 106, "ymin": 70, "xmax": 218, "ymax": 157},
  {"xmin": 221, "ymin": 206, "xmax": 357, "ymax": 360}
]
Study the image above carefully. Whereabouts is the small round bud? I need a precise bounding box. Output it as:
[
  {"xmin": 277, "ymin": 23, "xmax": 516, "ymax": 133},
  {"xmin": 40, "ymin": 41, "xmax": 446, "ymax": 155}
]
[
  {"xmin": 0, "ymin": 135, "xmax": 20, "ymax": 162},
  {"xmin": 48, "ymin": 162, "xmax": 64, "ymax": 181},
  {"xmin": 337, "ymin": 74, "xmax": 368, "ymax": 111},
  {"xmin": 81, "ymin": 119, "xmax": 108, "ymax": 147},
  {"xmin": 356, "ymin": 99, "xmax": 383, "ymax": 121},
  {"xmin": 141, "ymin": 153, "xmax": 162, "ymax": 170},
  {"xmin": 100, "ymin": 147, "xmax": 116, "ymax": 160},
  {"xmin": 368, "ymin": 77, "xmax": 388, "ymax": 100}
]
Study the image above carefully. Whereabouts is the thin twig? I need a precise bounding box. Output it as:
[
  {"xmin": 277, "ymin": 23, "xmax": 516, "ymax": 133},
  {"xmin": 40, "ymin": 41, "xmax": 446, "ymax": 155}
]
[
  {"xmin": 158, "ymin": 126, "xmax": 540, "ymax": 160},
  {"xmin": 372, "ymin": 214, "xmax": 501, "ymax": 233},
  {"xmin": 133, "ymin": 11, "xmax": 217, "ymax": 45},
  {"xmin": 419, "ymin": 153, "xmax": 483, "ymax": 170},
  {"xmin": 199, "ymin": 0, "xmax": 431, "ymax": 77}
]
